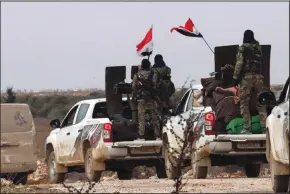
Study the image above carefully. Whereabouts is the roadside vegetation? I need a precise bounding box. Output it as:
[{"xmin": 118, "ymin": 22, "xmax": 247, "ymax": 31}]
[{"xmin": 1, "ymin": 84, "xmax": 282, "ymax": 120}]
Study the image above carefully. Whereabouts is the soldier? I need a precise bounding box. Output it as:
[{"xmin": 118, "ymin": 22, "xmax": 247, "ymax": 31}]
[
  {"xmin": 152, "ymin": 54, "xmax": 175, "ymax": 115},
  {"xmin": 132, "ymin": 59, "xmax": 160, "ymax": 140},
  {"xmin": 233, "ymin": 29, "xmax": 267, "ymax": 134}
]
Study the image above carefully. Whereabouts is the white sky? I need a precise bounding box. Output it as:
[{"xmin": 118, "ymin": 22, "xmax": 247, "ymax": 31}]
[{"xmin": 1, "ymin": 2, "xmax": 289, "ymax": 91}]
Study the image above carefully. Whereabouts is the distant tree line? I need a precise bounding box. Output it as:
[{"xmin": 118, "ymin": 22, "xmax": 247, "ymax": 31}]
[
  {"xmin": 1, "ymin": 88, "xmax": 106, "ymax": 119},
  {"xmin": 1, "ymin": 87, "xmax": 187, "ymax": 119},
  {"xmin": 1, "ymin": 83, "xmax": 283, "ymax": 120}
]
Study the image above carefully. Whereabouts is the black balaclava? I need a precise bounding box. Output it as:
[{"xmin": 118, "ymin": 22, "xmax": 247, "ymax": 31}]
[
  {"xmin": 141, "ymin": 59, "xmax": 151, "ymax": 70},
  {"xmin": 153, "ymin": 54, "xmax": 166, "ymax": 68},
  {"xmin": 243, "ymin": 29, "xmax": 257, "ymax": 44}
]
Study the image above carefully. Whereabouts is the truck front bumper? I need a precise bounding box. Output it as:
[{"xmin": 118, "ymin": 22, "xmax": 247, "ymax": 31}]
[{"xmin": 1, "ymin": 162, "xmax": 37, "ymax": 174}]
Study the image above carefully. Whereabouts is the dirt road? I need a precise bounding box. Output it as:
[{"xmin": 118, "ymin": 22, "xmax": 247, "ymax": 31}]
[{"xmin": 23, "ymin": 178, "xmax": 273, "ymax": 193}]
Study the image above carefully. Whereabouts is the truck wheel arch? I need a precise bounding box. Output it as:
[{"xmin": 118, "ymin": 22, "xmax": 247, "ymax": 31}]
[
  {"xmin": 162, "ymin": 133, "xmax": 168, "ymax": 145},
  {"xmin": 45, "ymin": 143, "xmax": 54, "ymax": 163},
  {"xmin": 162, "ymin": 133, "xmax": 169, "ymax": 155},
  {"xmin": 266, "ymin": 128, "xmax": 271, "ymax": 162},
  {"xmin": 81, "ymin": 139, "xmax": 91, "ymax": 162}
]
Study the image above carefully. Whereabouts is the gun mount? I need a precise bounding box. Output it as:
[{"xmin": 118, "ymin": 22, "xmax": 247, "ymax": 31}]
[{"xmin": 105, "ymin": 65, "xmax": 139, "ymax": 122}]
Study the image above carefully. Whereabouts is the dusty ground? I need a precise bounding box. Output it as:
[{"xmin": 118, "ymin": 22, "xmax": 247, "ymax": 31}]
[
  {"xmin": 1, "ymin": 119, "xmax": 273, "ymax": 193},
  {"xmin": 1, "ymin": 161, "xmax": 274, "ymax": 193},
  {"xmin": 48, "ymin": 178, "xmax": 274, "ymax": 193},
  {"xmin": 2, "ymin": 177, "xmax": 273, "ymax": 193}
]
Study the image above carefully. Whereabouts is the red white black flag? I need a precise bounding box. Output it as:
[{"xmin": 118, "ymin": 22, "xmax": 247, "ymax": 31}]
[
  {"xmin": 136, "ymin": 26, "xmax": 153, "ymax": 57},
  {"xmin": 170, "ymin": 18, "xmax": 203, "ymax": 38}
]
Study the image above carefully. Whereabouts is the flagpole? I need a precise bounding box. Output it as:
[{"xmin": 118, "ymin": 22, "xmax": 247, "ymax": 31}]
[
  {"xmin": 202, "ymin": 37, "xmax": 215, "ymax": 54},
  {"xmin": 149, "ymin": 24, "xmax": 153, "ymax": 61},
  {"xmin": 194, "ymin": 25, "xmax": 215, "ymax": 54}
]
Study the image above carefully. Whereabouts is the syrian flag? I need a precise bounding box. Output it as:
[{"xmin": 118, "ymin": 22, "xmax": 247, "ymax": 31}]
[
  {"xmin": 136, "ymin": 26, "xmax": 153, "ymax": 57},
  {"xmin": 170, "ymin": 18, "xmax": 203, "ymax": 38}
]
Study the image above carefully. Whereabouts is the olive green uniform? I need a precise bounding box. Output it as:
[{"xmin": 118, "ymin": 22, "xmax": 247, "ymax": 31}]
[
  {"xmin": 132, "ymin": 70, "xmax": 160, "ymax": 138},
  {"xmin": 234, "ymin": 42, "xmax": 267, "ymax": 131}
]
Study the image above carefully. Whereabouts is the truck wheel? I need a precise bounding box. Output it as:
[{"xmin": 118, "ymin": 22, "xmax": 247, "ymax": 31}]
[
  {"xmin": 117, "ymin": 169, "xmax": 133, "ymax": 180},
  {"xmin": 244, "ymin": 164, "xmax": 261, "ymax": 178},
  {"xmin": 47, "ymin": 151, "xmax": 66, "ymax": 183},
  {"xmin": 155, "ymin": 160, "xmax": 167, "ymax": 178},
  {"xmin": 164, "ymin": 144, "xmax": 178, "ymax": 179},
  {"xmin": 85, "ymin": 148, "xmax": 102, "ymax": 182},
  {"xmin": 270, "ymin": 147, "xmax": 289, "ymax": 192},
  {"xmin": 191, "ymin": 151, "xmax": 208, "ymax": 179},
  {"xmin": 11, "ymin": 173, "xmax": 28, "ymax": 185}
]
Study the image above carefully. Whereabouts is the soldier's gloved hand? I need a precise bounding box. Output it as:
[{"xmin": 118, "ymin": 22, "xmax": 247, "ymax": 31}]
[{"xmin": 233, "ymin": 78, "xmax": 239, "ymax": 86}]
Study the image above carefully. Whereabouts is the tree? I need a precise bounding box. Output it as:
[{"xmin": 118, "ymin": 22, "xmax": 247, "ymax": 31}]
[{"xmin": 2, "ymin": 87, "xmax": 16, "ymax": 103}]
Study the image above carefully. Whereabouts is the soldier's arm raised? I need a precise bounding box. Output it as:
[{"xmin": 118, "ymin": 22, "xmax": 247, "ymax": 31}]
[
  {"xmin": 233, "ymin": 45, "xmax": 244, "ymax": 79},
  {"xmin": 132, "ymin": 74, "xmax": 137, "ymax": 92}
]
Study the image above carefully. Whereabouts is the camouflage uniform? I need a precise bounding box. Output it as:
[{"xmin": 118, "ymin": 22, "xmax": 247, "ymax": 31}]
[
  {"xmin": 132, "ymin": 70, "xmax": 160, "ymax": 138},
  {"xmin": 233, "ymin": 42, "xmax": 267, "ymax": 131},
  {"xmin": 152, "ymin": 66, "xmax": 174, "ymax": 113}
]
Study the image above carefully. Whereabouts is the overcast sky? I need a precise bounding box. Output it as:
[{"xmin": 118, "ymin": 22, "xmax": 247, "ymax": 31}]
[{"xmin": 1, "ymin": 2, "xmax": 289, "ymax": 92}]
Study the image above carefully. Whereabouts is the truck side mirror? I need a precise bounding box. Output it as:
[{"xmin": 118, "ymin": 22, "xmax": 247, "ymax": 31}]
[
  {"xmin": 258, "ymin": 92, "xmax": 277, "ymax": 106},
  {"xmin": 171, "ymin": 105, "xmax": 179, "ymax": 116},
  {"xmin": 50, "ymin": 119, "xmax": 61, "ymax": 129}
]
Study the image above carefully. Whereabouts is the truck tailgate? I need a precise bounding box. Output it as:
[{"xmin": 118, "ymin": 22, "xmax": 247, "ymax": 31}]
[
  {"xmin": 202, "ymin": 134, "xmax": 267, "ymax": 155},
  {"xmin": 109, "ymin": 140, "xmax": 163, "ymax": 157},
  {"xmin": 113, "ymin": 140, "xmax": 162, "ymax": 147},
  {"xmin": 215, "ymin": 134, "xmax": 266, "ymax": 141}
]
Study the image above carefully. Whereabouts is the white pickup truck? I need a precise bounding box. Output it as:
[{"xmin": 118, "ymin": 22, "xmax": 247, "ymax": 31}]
[
  {"xmin": 45, "ymin": 97, "xmax": 164, "ymax": 183},
  {"xmin": 164, "ymin": 84, "xmax": 268, "ymax": 179},
  {"xmin": 262, "ymin": 76, "xmax": 289, "ymax": 193},
  {"xmin": 163, "ymin": 44, "xmax": 272, "ymax": 179}
]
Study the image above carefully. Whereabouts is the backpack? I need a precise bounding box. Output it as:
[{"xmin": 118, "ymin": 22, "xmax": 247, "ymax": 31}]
[
  {"xmin": 155, "ymin": 67, "xmax": 175, "ymax": 101},
  {"xmin": 137, "ymin": 71, "xmax": 156, "ymax": 101}
]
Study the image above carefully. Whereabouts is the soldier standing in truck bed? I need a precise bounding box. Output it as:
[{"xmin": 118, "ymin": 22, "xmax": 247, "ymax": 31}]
[
  {"xmin": 132, "ymin": 59, "xmax": 160, "ymax": 140},
  {"xmin": 152, "ymin": 54, "xmax": 175, "ymax": 115},
  {"xmin": 233, "ymin": 29, "xmax": 267, "ymax": 134}
]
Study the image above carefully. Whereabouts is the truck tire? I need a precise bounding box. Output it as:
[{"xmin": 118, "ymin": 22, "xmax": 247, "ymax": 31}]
[
  {"xmin": 191, "ymin": 151, "xmax": 208, "ymax": 179},
  {"xmin": 11, "ymin": 173, "xmax": 28, "ymax": 185},
  {"xmin": 164, "ymin": 144, "xmax": 178, "ymax": 180},
  {"xmin": 47, "ymin": 151, "xmax": 66, "ymax": 183},
  {"xmin": 85, "ymin": 148, "xmax": 102, "ymax": 182},
  {"xmin": 244, "ymin": 164, "xmax": 261, "ymax": 178},
  {"xmin": 270, "ymin": 147, "xmax": 289, "ymax": 192},
  {"xmin": 117, "ymin": 169, "xmax": 133, "ymax": 180},
  {"xmin": 155, "ymin": 160, "xmax": 167, "ymax": 178}
]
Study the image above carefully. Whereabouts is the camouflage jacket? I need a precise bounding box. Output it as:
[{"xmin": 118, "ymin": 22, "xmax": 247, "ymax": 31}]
[
  {"xmin": 233, "ymin": 42, "xmax": 263, "ymax": 79},
  {"xmin": 132, "ymin": 69, "xmax": 157, "ymax": 97},
  {"xmin": 152, "ymin": 66, "xmax": 171, "ymax": 88}
]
